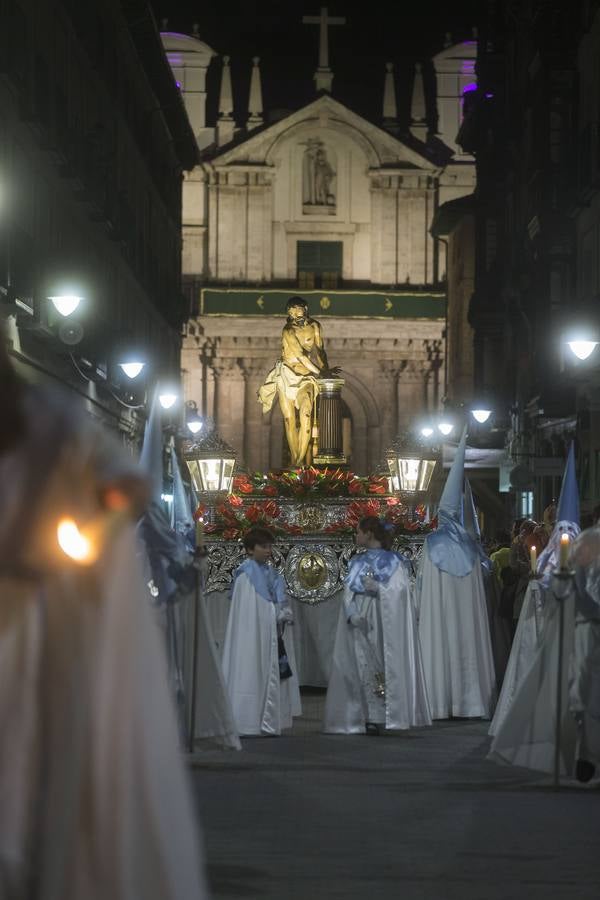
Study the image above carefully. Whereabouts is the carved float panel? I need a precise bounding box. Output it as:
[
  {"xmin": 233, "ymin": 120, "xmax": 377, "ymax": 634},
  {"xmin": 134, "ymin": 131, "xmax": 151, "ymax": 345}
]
[{"xmin": 204, "ymin": 535, "xmax": 425, "ymax": 604}]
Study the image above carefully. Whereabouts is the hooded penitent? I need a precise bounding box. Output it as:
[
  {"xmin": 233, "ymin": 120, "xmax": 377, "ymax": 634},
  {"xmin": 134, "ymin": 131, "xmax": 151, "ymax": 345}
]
[
  {"xmin": 426, "ymin": 427, "xmax": 480, "ymax": 576},
  {"xmin": 417, "ymin": 425, "xmax": 497, "ymax": 719},
  {"xmin": 537, "ymin": 442, "xmax": 581, "ymax": 581}
]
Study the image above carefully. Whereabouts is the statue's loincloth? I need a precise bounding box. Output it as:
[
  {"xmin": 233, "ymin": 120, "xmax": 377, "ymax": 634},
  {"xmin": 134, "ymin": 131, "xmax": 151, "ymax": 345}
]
[{"xmin": 257, "ymin": 362, "xmax": 319, "ymax": 413}]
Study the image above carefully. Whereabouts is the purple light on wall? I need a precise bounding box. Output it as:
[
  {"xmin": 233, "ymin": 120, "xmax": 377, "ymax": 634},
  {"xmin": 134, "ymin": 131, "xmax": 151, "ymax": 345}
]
[
  {"xmin": 176, "ymin": 80, "xmax": 182, "ymax": 89},
  {"xmin": 485, "ymin": 92, "xmax": 494, "ymax": 99},
  {"xmin": 462, "ymin": 82, "xmax": 477, "ymax": 94}
]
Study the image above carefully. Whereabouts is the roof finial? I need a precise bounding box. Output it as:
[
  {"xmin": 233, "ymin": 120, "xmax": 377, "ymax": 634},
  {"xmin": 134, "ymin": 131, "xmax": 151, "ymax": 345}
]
[
  {"xmin": 161, "ymin": 17, "xmax": 168, "ymax": 31},
  {"xmin": 444, "ymin": 31, "xmax": 453, "ymax": 48},
  {"xmin": 217, "ymin": 55, "xmax": 235, "ymax": 146},
  {"xmin": 382, "ymin": 62, "xmax": 399, "ymax": 133},
  {"xmin": 247, "ymin": 56, "xmax": 264, "ymax": 130},
  {"xmin": 192, "ymin": 22, "xmax": 200, "ymax": 38},
  {"xmin": 302, "ymin": 6, "xmax": 346, "ymax": 93},
  {"xmin": 410, "ymin": 62, "xmax": 427, "ymax": 142}
]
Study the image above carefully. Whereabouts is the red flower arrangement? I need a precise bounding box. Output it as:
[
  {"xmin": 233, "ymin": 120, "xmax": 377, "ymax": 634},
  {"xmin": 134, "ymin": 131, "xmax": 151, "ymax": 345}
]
[
  {"xmin": 193, "ymin": 469, "xmax": 436, "ymax": 539},
  {"xmin": 229, "ymin": 467, "xmax": 391, "ymax": 499}
]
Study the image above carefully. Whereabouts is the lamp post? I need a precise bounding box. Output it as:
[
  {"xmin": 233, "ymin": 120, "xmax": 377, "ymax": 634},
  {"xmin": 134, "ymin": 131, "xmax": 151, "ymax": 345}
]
[
  {"xmin": 183, "ymin": 427, "xmax": 237, "ymax": 498},
  {"xmin": 385, "ymin": 432, "xmax": 438, "ymax": 497}
]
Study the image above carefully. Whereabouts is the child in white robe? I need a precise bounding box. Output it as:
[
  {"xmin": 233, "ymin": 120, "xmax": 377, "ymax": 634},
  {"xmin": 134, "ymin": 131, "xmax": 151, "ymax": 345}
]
[
  {"xmin": 323, "ymin": 516, "xmax": 432, "ymax": 735},
  {"xmin": 222, "ymin": 526, "xmax": 302, "ymax": 736}
]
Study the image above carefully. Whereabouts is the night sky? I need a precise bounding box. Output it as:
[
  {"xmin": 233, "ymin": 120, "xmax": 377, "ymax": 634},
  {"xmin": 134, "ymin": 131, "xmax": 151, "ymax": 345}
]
[{"xmin": 152, "ymin": 1, "xmax": 481, "ymax": 130}]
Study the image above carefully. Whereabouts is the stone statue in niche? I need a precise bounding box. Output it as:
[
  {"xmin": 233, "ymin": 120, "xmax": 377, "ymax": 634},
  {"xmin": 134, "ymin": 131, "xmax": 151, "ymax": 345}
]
[{"xmin": 302, "ymin": 139, "xmax": 336, "ymax": 214}]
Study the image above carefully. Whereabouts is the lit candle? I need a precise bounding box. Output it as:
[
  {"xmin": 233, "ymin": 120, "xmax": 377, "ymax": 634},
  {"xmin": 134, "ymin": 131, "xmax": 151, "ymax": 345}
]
[
  {"xmin": 530, "ymin": 545, "xmax": 537, "ymax": 574},
  {"xmin": 559, "ymin": 532, "xmax": 570, "ymax": 570}
]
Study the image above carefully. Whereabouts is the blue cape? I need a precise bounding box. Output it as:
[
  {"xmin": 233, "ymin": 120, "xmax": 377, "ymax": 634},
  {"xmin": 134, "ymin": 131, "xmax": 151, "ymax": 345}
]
[
  {"xmin": 346, "ymin": 548, "xmax": 409, "ymax": 593},
  {"xmin": 232, "ymin": 558, "xmax": 287, "ymax": 605},
  {"xmin": 426, "ymin": 510, "xmax": 481, "ymax": 577}
]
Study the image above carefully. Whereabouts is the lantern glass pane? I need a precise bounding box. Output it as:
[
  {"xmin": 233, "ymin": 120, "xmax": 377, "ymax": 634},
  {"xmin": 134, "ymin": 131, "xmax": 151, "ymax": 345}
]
[
  {"xmin": 417, "ymin": 459, "xmax": 436, "ymax": 492},
  {"xmin": 398, "ymin": 458, "xmax": 421, "ymax": 492},
  {"xmin": 222, "ymin": 458, "xmax": 235, "ymax": 492},
  {"xmin": 185, "ymin": 460, "xmax": 202, "ymax": 494},
  {"xmin": 198, "ymin": 458, "xmax": 220, "ymax": 492}
]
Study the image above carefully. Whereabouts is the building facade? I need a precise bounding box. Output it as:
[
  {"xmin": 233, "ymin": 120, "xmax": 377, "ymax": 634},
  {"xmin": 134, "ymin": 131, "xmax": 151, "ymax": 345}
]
[
  {"xmin": 0, "ymin": 0, "xmax": 197, "ymax": 442},
  {"xmin": 461, "ymin": 0, "xmax": 588, "ymax": 518},
  {"xmin": 163, "ymin": 26, "xmax": 478, "ymax": 473}
]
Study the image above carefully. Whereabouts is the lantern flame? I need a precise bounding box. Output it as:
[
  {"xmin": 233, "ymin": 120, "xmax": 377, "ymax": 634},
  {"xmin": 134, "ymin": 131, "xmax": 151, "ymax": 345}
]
[{"xmin": 57, "ymin": 518, "xmax": 94, "ymax": 563}]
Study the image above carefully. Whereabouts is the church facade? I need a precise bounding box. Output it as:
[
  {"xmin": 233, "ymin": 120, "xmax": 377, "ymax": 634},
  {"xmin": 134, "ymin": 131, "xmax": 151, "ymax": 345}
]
[{"xmin": 162, "ymin": 24, "xmax": 476, "ymax": 474}]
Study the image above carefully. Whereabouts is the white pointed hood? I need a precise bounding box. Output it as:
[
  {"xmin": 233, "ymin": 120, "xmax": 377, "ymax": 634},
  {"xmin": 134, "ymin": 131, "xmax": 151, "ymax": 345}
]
[
  {"xmin": 438, "ymin": 426, "xmax": 467, "ymax": 523},
  {"xmin": 426, "ymin": 426, "xmax": 479, "ymax": 576}
]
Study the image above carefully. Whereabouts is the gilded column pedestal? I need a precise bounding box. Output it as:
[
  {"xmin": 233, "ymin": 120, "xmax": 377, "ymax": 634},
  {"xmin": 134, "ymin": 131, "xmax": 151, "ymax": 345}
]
[{"xmin": 314, "ymin": 377, "xmax": 346, "ymax": 466}]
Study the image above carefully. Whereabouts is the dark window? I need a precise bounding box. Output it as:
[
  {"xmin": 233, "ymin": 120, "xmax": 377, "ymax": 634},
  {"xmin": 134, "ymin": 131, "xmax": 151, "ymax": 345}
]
[{"xmin": 297, "ymin": 241, "xmax": 343, "ymax": 289}]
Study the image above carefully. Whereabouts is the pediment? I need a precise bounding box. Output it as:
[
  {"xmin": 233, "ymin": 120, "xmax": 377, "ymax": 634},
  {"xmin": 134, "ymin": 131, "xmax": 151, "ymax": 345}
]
[{"xmin": 204, "ymin": 95, "xmax": 437, "ymax": 171}]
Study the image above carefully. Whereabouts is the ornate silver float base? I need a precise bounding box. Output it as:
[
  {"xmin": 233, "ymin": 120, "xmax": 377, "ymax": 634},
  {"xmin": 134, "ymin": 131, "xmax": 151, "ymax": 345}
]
[{"xmin": 204, "ymin": 536, "xmax": 424, "ymax": 604}]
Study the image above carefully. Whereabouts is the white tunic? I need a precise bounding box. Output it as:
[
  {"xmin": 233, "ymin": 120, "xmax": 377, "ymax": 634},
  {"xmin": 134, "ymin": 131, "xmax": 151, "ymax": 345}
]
[
  {"xmin": 323, "ymin": 565, "xmax": 432, "ymax": 733},
  {"xmin": 489, "ymin": 591, "xmax": 578, "ymax": 775},
  {"xmin": 417, "ymin": 543, "xmax": 496, "ymax": 719},
  {"xmin": 489, "ymin": 579, "xmax": 547, "ymax": 737},
  {"xmin": 222, "ymin": 572, "xmax": 302, "ymax": 736},
  {"xmin": 0, "ymin": 385, "xmax": 208, "ymax": 899}
]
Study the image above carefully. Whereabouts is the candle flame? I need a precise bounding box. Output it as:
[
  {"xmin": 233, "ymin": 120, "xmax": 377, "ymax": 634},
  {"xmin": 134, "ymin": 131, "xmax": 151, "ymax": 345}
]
[
  {"xmin": 561, "ymin": 533, "xmax": 570, "ymax": 544},
  {"xmin": 57, "ymin": 518, "xmax": 95, "ymax": 563}
]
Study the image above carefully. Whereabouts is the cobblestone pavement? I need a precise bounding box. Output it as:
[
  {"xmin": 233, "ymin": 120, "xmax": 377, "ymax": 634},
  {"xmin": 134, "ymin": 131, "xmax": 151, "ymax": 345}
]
[{"xmin": 190, "ymin": 690, "xmax": 600, "ymax": 900}]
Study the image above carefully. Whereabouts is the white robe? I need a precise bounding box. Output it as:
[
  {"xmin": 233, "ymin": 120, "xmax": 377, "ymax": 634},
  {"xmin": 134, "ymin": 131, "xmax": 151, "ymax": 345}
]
[
  {"xmin": 489, "ymin": 579, "xmax": 547, "ymax": 737},
  {"xmin": 183, "ymin": 578, "xmax": 241, "ymax": 751},
  {"xmin": 323, "ymin": 566, "xmax": 432, "ymax": 733},
  {"xmin": 0, "ymin": 384, "xmax": 207, "ymax": 898},
  {"xmin": 222, "ymin": 573, "xmax": 302, "ymax": 736},
  {"xmin": 417, "ymin": 543, "xmax": 496, "ymax": 719},
  {"xmin": 489, "ymin": 591, "xmax": 578, "ymax": 775},
  {"xmin": 0, "ymin": 527, "xmax": 208, "ymax": 900},
  {"xmin": 570, "ymin": 616, "xmax": 600, "ymax": 768}
]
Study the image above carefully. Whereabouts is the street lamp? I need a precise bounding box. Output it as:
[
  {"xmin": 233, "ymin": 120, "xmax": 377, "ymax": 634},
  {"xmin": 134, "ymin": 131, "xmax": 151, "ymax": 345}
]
[
  {"xmin": 48, "ymin": 294, "xmax": 83, "ymax": 317},
  {"xmin": 437, "ymin": 421, "xmax": 454, "ymax": 437},
  {"xmin": 187, "ymin": 418, "xmax": 203, "ymax": 435},
  {"xmin": 471, "ymin": 407, "xmax": 492, "ymax": 424},
  {"xmin": 567, "ymin": 340, "xmax": 598, "ymax": 361},
  {"xmin": 119, "ymin": 361, "xmax": 145, "ymax": 379},
  {"xmin": 159, "ymin": 391, "xmax": 178, "ymax": 410},
  {"xmin": 186, "ymin": 403, "xmax": 203, "ymax": 434},
  {"xmin": 183, "ymin": 428, "xmax": 237, "ymax": 495},
  {"xmin": 386, "ymin": 433, "xmax": 438, "ymax": 494}
]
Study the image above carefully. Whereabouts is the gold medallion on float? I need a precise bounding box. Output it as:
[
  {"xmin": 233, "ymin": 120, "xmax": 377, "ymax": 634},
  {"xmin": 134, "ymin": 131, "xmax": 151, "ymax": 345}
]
[{"xmin": 297, "ymin": 552, "xmax": 327, "ymax": 589}]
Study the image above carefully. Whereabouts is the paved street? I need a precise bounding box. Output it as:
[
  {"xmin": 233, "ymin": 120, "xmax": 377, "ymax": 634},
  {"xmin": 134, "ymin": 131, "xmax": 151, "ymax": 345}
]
[{"xmin": 191, "ymin": 690, "xmax": 600, "ymax": 900}]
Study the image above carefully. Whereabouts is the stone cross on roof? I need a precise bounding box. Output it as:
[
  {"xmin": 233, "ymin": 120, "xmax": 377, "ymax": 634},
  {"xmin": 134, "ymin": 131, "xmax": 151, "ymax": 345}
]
[{"xmin": 302, "ymin": 6, "xmax": 346, "ymax": 93}]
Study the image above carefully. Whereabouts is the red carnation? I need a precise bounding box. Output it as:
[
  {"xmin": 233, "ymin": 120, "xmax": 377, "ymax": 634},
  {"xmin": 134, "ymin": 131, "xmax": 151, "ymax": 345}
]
[
  {"xmin": 245, "ymin": 504, "xmax": 264, "ymax": 523},
  {"xmin": 349, "ymin": 480, "xmax": 366, "ymax": 495},
  {"xmin": 223, "ymin": 528, "xmax": 240, "ymax": 540},
  {"xmin": 261, "ymin": 500, "xmax": 280, "ymax": 519},
  {"xmin": 300, "ymin": 468, "xmax": 318, "ymax": 488},
  {"xmin": 263, "ymin": 485, "xmax": 278, "ymax": 496}
]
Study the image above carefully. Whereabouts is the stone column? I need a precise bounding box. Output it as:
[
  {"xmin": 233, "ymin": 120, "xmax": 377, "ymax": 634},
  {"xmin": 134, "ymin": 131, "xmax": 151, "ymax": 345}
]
[
  {"xmin": 314, "ymin": 378, "xmax": 346, "ymax": 465},
  {"xmin": 378, "ymin": 361, "xmax": 399, "ymax": 450},
  {"xmin": 243, "ymin": 361, "xmax": 268, "ymax": 472},
  {"xmin": 213, "ymin": 360, "xmax": 245, "ymax": 458},
  {"xmin": 397, "ymin": 361, "xmax": 424, "ymax": 432}
]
